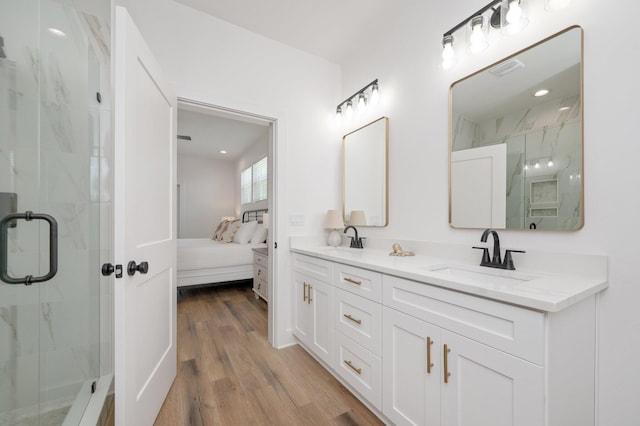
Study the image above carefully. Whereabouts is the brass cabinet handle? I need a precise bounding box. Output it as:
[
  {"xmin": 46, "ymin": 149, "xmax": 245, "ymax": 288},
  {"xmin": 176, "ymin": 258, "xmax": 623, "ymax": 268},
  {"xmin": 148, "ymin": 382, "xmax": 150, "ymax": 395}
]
[
  {"xmin": 344, "ymin": 360, "xmax": 362, "ymax": 375},
  {"xmin": 303, "ymin": 282, "xmax": 308, "ymax": 302},
  {"xmin": 343, "ymin": 314, "xmax": 362, "ymax": 325},
  {"xmin": 444, "ymin": 344, "xmax": 451, "ymax": 384},
  {"xmin": 427, "ymin": 337, "xmax": 434, "ymax": 374},
  {"xmin": 344, "ymin": 277, "xmax": 362, "ymax": 286},
  {"xmin": 308, "ymin": 285, "xmax": 313, "ymax": 304}
]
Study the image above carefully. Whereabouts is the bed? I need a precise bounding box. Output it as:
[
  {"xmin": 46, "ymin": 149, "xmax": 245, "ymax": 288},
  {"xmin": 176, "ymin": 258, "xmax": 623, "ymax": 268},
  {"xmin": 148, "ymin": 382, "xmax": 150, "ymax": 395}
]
[{"xmin": 177, "ymin": 209, "xmax": 268, "ymax": 288}]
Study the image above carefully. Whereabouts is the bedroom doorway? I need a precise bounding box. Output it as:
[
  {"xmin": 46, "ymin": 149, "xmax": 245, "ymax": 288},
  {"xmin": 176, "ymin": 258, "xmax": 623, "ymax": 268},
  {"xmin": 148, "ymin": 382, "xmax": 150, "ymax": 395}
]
[{"xmin": 175, "ymin": 98, "xmax": 278, "ymax": 345}]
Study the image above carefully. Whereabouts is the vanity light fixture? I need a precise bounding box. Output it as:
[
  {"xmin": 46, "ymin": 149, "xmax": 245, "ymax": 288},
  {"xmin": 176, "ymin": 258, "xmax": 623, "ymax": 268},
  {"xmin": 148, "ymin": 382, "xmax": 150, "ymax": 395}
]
[
  {"xmin": 534, "ymin": 89, "xmax": 550, "ymax": 97},
  {"xmin": 441, "ymin": 0, "xmax": 568, "ymax": 70},
  {"xmin": 335, "ymin": 79, "xmax": 379, "ymax": 124},
  {"xmin": 220, "ymin": 150, "xmax": 227, "ymax": 154}
]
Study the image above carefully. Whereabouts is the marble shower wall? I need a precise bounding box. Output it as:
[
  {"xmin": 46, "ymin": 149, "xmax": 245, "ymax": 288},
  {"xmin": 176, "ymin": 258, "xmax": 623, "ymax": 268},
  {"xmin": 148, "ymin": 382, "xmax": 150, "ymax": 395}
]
[
  {"xmin": 0, "ymin": 0, "xmax": 111, "ymax": 419},
  {"xmin": 452, "ymin": 95, "xmax": 582, "ymax": 230}
]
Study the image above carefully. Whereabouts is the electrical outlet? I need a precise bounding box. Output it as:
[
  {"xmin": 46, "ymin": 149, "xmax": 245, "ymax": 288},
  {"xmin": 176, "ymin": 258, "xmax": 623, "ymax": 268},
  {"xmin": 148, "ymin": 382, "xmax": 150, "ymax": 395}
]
[{"xmin": 288, "ymin": 214, "xmax": 305, "ymax": 226}]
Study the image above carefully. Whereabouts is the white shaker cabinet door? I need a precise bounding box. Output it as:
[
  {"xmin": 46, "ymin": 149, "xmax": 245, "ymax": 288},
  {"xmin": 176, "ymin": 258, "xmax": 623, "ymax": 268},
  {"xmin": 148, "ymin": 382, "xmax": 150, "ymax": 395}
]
[
  {"xmin": 440, "ymin": 330, "xmax": 544, "ymax": 426},
  {"xmin": 382, "ymin": 307, "xmax": 441, "ymax": 426}
]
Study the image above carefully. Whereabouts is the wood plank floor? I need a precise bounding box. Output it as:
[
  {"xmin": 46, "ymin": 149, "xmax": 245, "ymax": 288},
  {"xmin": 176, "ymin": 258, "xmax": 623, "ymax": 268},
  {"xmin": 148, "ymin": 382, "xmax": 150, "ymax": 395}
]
[{"xmin": 154, "ymin": 283, "xmax": 384, "ymax": 426}]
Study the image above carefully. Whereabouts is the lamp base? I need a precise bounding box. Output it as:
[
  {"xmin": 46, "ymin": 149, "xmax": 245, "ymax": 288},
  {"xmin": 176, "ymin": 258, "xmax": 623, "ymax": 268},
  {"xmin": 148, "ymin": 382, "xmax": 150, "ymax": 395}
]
[{"xmin": 327, "ymin": 229, "xmax": 342, "ymax": 247}]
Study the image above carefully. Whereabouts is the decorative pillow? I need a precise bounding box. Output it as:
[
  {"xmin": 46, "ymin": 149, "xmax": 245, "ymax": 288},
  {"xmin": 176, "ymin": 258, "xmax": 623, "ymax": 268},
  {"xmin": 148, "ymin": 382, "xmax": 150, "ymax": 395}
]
[
  {"xmin": 219, "ymin": 219, "xmax": 241, "ymax": 243},
  {"xmin": 250, "ymin": 223, "xmax": 268, "ymax": 244},
  {"xmin": 233, "ymin": 221, "xmax": 258, "ymax": 244},
  {"xmin": 212, "ymin": 219, "xmax": 231, "ymax": 240}
]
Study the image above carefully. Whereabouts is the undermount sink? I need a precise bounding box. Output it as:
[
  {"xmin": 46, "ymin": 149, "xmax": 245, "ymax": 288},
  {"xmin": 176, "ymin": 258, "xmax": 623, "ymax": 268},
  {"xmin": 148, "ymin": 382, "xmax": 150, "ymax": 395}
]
[{"xmin": 424, "ymin": 265, "xmax": 539, "ymax": 286}]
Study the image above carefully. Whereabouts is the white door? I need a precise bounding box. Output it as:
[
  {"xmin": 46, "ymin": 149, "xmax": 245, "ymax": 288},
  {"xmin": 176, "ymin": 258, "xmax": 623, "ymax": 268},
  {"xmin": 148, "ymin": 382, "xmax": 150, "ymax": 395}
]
[
  {"xmin": 310, "ymin": 279, "xmax": 333, "ymax": 365},
  {"xmin": 451, "ymin": 144, "xmax": 507, "ymax": 228},
  {"xmin": 383, "ymin": 307, "xmax": 441, "ymax": 426},
  {"xmin": 440, "ymin": 331, "xmax": 544, "ymax": 426},
  {"xmin": 114, "ymin": 7, "xmax": 177, "ymax": 425}
]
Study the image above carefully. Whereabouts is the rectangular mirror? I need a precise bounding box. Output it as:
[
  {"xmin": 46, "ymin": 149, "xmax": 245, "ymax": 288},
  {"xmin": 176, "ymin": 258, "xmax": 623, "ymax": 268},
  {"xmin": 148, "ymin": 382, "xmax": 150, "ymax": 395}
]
[
  {"xmin": 450, "ymin": 26, "xmax": 583, "ymax": 231},
  {"xmin": 343, "ymin": 117, "xmax": 389, "ymax": 227}
]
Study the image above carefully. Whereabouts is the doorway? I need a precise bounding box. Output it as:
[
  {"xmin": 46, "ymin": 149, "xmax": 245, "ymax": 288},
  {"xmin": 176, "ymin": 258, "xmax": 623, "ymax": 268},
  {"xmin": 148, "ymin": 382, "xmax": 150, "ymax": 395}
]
[{"xmin": 176, "ymin": 98, "xmax": 278, "ymax": 345}]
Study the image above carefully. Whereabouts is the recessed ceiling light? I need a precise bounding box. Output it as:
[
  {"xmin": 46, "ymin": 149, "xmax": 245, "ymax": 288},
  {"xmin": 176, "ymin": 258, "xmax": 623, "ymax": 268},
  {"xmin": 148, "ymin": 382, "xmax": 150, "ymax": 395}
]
[
  {"xmin": 559, "ymin": 106, "xmax": 570, "ymax": 111},
  {"xmin": 220, "ymin": 150, "xmax": 227, "ymax": 154},
  {"xmin": 48, "ymin": 28, "xmax": 67, "ymax": 38},
  {"xmin": 534, "ymin": 89, "xmax": 550, "ymax": 97}
]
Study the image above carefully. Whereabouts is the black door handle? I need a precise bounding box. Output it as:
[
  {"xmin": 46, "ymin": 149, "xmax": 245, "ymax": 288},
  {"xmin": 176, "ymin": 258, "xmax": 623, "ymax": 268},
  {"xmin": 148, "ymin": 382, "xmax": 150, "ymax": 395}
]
[
  {"xmin": 102, "ymin": 263, "xmax": 123, "ymax": 278},
  {"xmin": 0, "ymin": 211, "xmax": 58, "ymax": 285},
  {"xmin": 127, "ymin": 261, "xmax": 149, "ymax": 276}
]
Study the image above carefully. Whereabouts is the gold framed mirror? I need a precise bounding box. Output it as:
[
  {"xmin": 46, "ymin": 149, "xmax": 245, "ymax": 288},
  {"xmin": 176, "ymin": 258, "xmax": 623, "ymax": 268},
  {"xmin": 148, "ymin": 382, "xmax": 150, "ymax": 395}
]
[
  {"xmin": 343, "ymin": 117, "xmax": 389, "ymax": 227},
  {"xmin": 449, "ymin": 26, "xmax": 583, "ymax": 231}
]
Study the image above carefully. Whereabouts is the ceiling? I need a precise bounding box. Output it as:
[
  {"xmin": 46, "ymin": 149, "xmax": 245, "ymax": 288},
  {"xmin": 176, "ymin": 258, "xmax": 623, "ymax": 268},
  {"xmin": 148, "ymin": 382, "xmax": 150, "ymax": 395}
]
[
  {"xmin": 177, "ymin": 103, "xmax": 269, "ymax": 161},
  {"xmin": 173, "ymin": 0, "xmax": 411, "ymax": 64}
]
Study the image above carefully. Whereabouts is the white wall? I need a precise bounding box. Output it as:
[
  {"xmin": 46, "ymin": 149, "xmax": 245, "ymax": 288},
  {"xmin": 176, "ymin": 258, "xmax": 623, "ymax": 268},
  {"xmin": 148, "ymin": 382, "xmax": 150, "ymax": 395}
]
[
  {"xmin": 235, "ymin": 137, "xmax": 269, "ymax": 215},
  {"xmin": 339, "ymin": 1, "xmax": 640, "ymax": 424},
  {"xmin": 177, "ymin": 155, "xmax": 235, "ymax": 238},
  {"xmin": 115, "ymin": 0, "xmax": 342, "ymax": 347}
]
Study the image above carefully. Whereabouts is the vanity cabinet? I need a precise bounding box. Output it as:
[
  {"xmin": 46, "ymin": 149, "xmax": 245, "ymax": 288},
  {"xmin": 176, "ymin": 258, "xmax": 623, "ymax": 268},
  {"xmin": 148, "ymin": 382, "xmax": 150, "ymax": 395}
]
[
  {"xmin": 291, "ymin": 250, "xmax": 599, "ymax": 426},
  {"xmin": 292, "ymin": 255, "xmax": 334, "ymax": 366},
  {"xmin": 383, "ymin": 307, "xmax": 544, "ymax": 426}
]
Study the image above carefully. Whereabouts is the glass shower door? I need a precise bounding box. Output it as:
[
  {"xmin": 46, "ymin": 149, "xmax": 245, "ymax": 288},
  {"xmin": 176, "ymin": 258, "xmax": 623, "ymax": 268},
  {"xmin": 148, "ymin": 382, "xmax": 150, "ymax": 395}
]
[{"xmin": 0, "ymin": 0, "xmax": 105, "ymax": 424}]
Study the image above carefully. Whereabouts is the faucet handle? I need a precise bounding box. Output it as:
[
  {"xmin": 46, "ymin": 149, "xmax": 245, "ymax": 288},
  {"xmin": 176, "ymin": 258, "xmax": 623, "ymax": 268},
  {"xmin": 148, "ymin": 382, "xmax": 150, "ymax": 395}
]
[
  {"xmin": 472, "ymin": 246, "xmax": 491, "ymax": 265},
  {"xmin": 503, "ymin": 249, "xmax": 525, "ymax": 270}
]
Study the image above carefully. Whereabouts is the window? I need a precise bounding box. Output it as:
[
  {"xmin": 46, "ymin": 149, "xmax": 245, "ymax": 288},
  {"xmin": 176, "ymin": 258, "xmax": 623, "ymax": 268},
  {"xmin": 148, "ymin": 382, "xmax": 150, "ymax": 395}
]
[
  {"xmin": 240, "ymin": 157, "xmax": 268, "ymax": 204},
  {"xmin": 252, "ymin": 157, "xmax": 268, "ymax": 202},
  {"xmin": 241, "ymin": 167, "xmax": 252, "ymax": 204}
]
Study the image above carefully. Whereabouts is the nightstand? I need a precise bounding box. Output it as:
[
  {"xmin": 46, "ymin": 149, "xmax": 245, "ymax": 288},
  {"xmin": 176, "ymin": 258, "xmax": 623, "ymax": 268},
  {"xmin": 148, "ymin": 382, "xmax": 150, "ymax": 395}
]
[{"xmin": 252, "ymin": 247, "xmax": 268, "ymax": 302}]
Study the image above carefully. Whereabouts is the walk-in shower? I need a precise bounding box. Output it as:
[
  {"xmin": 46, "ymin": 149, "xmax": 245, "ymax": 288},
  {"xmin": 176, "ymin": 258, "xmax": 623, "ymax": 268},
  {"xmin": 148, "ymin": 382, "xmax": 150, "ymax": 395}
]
[{"xmin": 0, "ymin": 0, "xmax": 112, "ymax": 424}]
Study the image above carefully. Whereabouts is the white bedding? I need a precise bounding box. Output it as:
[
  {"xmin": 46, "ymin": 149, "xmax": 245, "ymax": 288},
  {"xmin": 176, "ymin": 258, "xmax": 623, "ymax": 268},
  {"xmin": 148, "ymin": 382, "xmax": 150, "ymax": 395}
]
[{"xmin": 177, "ymin": 238, "xmax": 266, "ymax": 271}]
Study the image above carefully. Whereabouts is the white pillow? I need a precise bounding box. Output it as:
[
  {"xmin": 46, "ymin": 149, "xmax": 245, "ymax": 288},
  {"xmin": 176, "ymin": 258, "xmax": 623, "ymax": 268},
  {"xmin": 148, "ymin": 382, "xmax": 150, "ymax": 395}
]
[
  {"xmin": 250, "ymin": 223, "xmax": 268, "ymax": 244},
  {"xmin": 233, "ymin": 221, "xmax": 258, "ymax": 244}
]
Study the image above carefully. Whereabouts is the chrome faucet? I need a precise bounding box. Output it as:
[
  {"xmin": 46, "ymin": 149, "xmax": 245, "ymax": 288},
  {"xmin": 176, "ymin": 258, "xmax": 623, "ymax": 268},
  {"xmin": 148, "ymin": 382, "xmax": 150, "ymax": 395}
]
[
  {"xmin": 343, "ymin": 225, "xmax": 364, "ymax": 249},
  {"xmin": 473, "ymin": 229, "xmax": 525, "ymax": 270}
]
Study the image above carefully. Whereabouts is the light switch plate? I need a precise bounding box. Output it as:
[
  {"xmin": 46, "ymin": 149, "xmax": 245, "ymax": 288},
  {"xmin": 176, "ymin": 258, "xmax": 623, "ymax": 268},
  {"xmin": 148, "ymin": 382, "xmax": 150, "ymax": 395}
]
[{"xmin": 288, "ymin": 214, "xmax": 305, "ymax": 226}]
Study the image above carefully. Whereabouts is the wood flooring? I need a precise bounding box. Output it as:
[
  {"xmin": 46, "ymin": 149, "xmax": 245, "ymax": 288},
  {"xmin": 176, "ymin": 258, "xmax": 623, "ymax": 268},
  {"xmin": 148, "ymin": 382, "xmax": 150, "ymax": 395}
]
[{"xmin": 154, "ymin": 283, "xmax": 384, "ymax": 426}]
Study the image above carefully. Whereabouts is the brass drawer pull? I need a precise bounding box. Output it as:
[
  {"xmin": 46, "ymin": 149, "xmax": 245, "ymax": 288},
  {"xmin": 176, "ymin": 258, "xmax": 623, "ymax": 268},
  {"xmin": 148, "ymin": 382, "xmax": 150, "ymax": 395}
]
[
  {"xmin": 344, "ymin": 360, "xmax": 362, "ymax": 375},
  {"xmin": 303, "ymin": 282, "xmax": 308, "ymax": 302},
  {"xmin": 344, "ymin": 277, "xmax": 362, "ymax": 286},
  {"xmin": 308, "ymin": 285, "xmax": 312, "ymax": 304},
  {"xmin": 343, "ymin": 314, "xmax": 362, "ymax": 325},
  {"xmin": 427, "ymin": 337, "xmax": 434, "ymax": 374},
  {"xmin": 444, "ymin": 344, "xmax": 451, "ymax": 384}
]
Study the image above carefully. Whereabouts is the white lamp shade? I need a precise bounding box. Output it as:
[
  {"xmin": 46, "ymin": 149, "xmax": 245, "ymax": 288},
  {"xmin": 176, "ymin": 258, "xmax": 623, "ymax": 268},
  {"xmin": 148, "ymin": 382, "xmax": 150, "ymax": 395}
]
[
  {"xmin": 324, "ymin": 210, "xmax": 344, "ymax": 229},
  {"xmin": 348, "ymin": 210, "xmax": 367, "ymax": 226},
  {"xmin": 262, "ymin": 213, "xmax": 269, "ymax": 229}
]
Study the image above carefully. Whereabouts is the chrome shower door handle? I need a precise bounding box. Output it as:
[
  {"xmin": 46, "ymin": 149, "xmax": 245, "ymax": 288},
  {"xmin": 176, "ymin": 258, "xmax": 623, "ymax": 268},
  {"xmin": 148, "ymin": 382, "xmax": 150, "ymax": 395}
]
[{"xmin": 0, "ymin": 211, "xmax": 58, "ymax": 285}]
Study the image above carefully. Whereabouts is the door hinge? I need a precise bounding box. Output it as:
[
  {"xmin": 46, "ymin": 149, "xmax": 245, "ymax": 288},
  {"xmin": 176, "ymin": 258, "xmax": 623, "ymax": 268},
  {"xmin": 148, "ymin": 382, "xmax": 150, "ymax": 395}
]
[
  {"xmin": 96, "ymin": 92, "xmax": 102, "ymax": 103},
  {"xmin": 91, "ymin": 381, "xmax": 97, "ymax": 394},
  {"xmin": 274, "ymin": 241, "xmax": 278, "ymax": 249}
]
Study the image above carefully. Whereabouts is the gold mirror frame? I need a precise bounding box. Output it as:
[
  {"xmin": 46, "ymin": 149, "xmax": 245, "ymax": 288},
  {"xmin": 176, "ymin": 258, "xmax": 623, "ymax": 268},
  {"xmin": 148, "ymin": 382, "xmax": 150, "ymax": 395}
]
[
  {"xmin": 343, "ymin": 117, "xmax": 389, "ymax": 227},
  {"xmin": 449, "ymin": 25, "xmax": 584, "ymax": 231}
]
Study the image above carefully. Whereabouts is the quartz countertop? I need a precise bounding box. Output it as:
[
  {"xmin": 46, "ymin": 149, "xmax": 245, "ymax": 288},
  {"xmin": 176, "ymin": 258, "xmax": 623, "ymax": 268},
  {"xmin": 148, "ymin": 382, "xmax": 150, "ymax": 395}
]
[{"xmin": 290, "ymin": 243, "xmax": 608, "ymax": 313}]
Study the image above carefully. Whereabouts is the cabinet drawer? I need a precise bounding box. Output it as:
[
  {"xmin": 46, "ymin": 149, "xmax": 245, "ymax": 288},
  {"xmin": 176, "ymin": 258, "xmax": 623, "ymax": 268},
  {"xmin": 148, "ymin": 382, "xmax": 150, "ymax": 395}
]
[
  {"xmin": 334, "ymin": 264, "xmax": 382, "ymax": 302},
  {"xmin": 254, "ymin": 264, "xmax": 267, "ymax": 281},
  {"xmin": 255, "ymin": 253, "xmax": 268, "ymax": 268},
  {"xmin": 254, "ymin": 277, "xmax": 267, "ymax": 295},
  {"xmin": 383, "ymin": 275, "xmax": 545, "ymax": 365},
  {"xmin": 292, "ymin": 254, "xmax": 333, "ymax": 283},
  {"xmin": 334, "ymin": 331, "xmax": 382, "ymax": 411},
  {"xmin": 334, "ymin": 289, "xmax": 382, "ymax": 356}
]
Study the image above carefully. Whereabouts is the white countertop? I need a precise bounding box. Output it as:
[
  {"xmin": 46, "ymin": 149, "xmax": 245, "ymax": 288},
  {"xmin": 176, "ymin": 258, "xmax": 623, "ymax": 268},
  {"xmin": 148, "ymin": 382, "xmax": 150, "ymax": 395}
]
[{"xmin": 290, "ymin": 242, "xmax": 608, "ymax": 312}]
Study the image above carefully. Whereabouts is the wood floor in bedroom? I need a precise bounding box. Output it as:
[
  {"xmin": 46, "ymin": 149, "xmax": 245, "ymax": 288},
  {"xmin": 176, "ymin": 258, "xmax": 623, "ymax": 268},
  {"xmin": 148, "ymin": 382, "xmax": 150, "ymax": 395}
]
[{"xmin": 154, "ymin": 283, "xmax": 384, "ymax": 426}]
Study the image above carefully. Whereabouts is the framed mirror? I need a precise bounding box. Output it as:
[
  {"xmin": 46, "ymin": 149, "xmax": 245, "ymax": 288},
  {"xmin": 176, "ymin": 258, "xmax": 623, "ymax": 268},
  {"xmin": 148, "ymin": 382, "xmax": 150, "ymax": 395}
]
[
  {"xmin": 449, "ymin": 26, "xmax": 583, "ymax": 231},
  {"xmin": 343, "ymin": 117, "xmax": 389, "ymax": 227}
]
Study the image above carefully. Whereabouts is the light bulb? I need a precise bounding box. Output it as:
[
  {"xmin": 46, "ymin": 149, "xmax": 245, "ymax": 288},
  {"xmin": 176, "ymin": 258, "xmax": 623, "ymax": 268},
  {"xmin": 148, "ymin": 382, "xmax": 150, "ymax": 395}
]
[
  {"xmin": 441, "ymin": 35, "xmax": 456, "ymax": 70},
  {"xmin": 357, "ymin": 92, "xmax": 366, "ymax": 112},
  {"xmin": 335, "ymin": 107, "xmax": 342, "ymax": 125},
  {"xmin": 370, "ymin": 83, "xmax": 380, "ymax": 105},
  {"xmin": 506, "ymin": 0, "xmax": 522, "ymax": 24},
  {"xmin": 534, "ymin": 162, "xmax": 540, "ymax": 169},
  {"xmin": 547, "ymin": 160, "xmax": 554, "ymax": 167},
  {"xmin": 469, "ymin": 16, "xmax": 488, "ymax": 54},
  {"xmin": 545, "ymin": 0, "xmax": 572, "ymax": 11},
  {"xmin": 346, "ymin": 100, "xmax": 353, "ymax": 119},
  {"xmin": 534, "ymin": 89, "xmax": 550, "ymax": 97}
]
